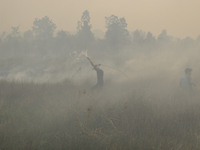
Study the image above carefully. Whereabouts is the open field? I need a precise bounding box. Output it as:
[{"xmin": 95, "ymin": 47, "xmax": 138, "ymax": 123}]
[
  {"xmin": 1, "ymin": 5, "xmax": 200, "ymax": 150},
  {"xmin": 0, "ymin": 78, "xmax": 200, "ymax": 150}
]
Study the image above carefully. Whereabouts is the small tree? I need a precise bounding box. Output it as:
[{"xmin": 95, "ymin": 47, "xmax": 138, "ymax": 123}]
[{"xmin": 11, "ymin": 26, "xmax": 20, "ymax": 37}]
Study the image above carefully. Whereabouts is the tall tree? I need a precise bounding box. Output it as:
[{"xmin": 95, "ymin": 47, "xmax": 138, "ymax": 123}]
[
  {"xmin": 3, "ymin": 26, "xmax": 22, "ymax": 57},
  {"xmin": 32, "ymin": 16, "xmax": 56, "ymax": 40},
  {"xmin": 76, "ymin": 10, "xmax": 95, "ymax": 50},
  {"xmin": 105, "ymin": 15, "xmax": 130, "ymax": 47},
  {"xmin": 55, "ymin": 30, "xmax": 73, "ymax": 54}
]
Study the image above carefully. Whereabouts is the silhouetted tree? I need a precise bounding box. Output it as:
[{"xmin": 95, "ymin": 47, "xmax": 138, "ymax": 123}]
[
  {"xmin": 76, "ymin": 10, "xmax": 95, "ymax": 50},
  {"xmin": 157, "ymin": 29, "xmax": 175, "ymax": 50},
  {"xmin": 181, "ymin": 36, "xmax": 194, "ymax": 49},
  {"xmin": 197, "ymin": 35, "xmax": 200, "ymax": 42},
  {"xmin": 32, "ymin": 16, "xmax": 56, "ymax": 56},
  {"xmin": 11, "ymin": 26, "xmax": 20, "ymax": 37},
  {"xmin": 22, "ymin": 30, "xmax": 35, "ymax": 56},
  {"xmin": 105, "ymin": 15, "xmax": 130, "ymax": 48},
  {"xmin": 3, "ymin": 26, "xmax": 22, "ymax": 57},
  {"xmin": 32, "ymin": 16, "xmax": 56, "ymax": 40},
  {"xmin": 143, "ymin": 32, "xmax": 157, "ymax": 52},
  {"xmin": 0, "ymin": 32, "xmax": 6, "ymax": 44},
  {"xmin": 55, "ymin": 30, "xmax": 73, "ymax": 54},
  {"xmin": 144, "ymin": 32, "xmax": 156, "ymax": 43},
  {"xmin": 132, "ymin": 30, "xmax": 145, "ymax": 44},
  {"xmin": 157, "ymin": 29, "xmax": 170, "ymax": 43},
  {"xmin": 23, "ymin": 30, "xmax": 34, "ymax": 42}
]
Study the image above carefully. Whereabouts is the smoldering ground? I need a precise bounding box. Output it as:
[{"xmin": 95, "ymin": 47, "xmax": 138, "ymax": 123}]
[
  {"xmin": 1, "ymin": 12, "xmax": 200, "ymax": 149},
  {"xmin": 0, "ymin": 44, "xmax": 200, "ymax": 149}
]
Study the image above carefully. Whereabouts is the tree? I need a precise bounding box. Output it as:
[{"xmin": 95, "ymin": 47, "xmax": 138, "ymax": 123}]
[
  {"xmin": 31, "ymin": 16, "xmax": 57, "ymax": 57},
  {"xmin": 76, "ymin": 10, "xmax": 95, "ymax": 50},
  {"xmin": 3, "ymin": 26, "xmax": 22, "ymax": 57},
  {"xmin": 143, "ymin": 32, "xmax": 157, "ymax": 52},
  {"xmin": 0, "ymin": 32, "xmax": 5, "ymax": 45},
  {"xmin": 77, "ymin": 10, "xmax": 91, "ymax": 31},
  {"xmin": 144, "ymin": 32, "xmax": 156, "ymax": 44},
  {"xmin": 157, "ymin": 29, "xmax": 170, "ymax": 43},
  {"xmin": 23, "ymin": 30, "xmax": 34, "ymax": 42},
  {"xmin": 105, "ymin": 15, "xmax": 130, "ymax": 47},
  {"xmin": 55, "ymin": 30, "xmax": 73, "ymax": 54},
  {"xmin": 32, "ymin": 16, "xmax": 56, "ymax": 40},
  {"xmin": 22, "ymin": 30, "xmax": 35, "ymax": 56},
  {"xmin": 197, "ymin": 35, "xmax": 200, "ymax": 42},
  {"xmin": 181, "ymin": 36, "xmax": 194, "ymax": 48},
  {"xmin": 11, "ymin": 26, "xmax": 20, "ymax": 37},
  {"xmin": 132, "ymin": 30, "xmax": 145, "ymax": 44}
]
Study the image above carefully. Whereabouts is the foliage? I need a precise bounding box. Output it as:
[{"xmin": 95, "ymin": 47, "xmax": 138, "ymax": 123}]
[
  {"xmin": 11, "ymin": 25, "xmax": 21, "ymax": 37},
  {"xmin": 0, "ymin": 11, "xmax": 199, "ymax": 58},
  {"xmin": 105, "ymin": 15, "xmax": 130, "ymax": 47},
  {"xmin": 132, "ymin": 29, "xmax": 146, "ymax": 44},
  {"xmin": 0, "ymin": 79, "xmax": 199, "ymax": 150},
  {"xmin": 1, "ymin": 9, "xmax": 200, "ymax": 150},
  {"xmin": 32, "ymin": 16, "xmax": 56, "ymax": 40},
  {"xmin": 76, "ymin": 10, "xmax": 95, "ymax": 50}
]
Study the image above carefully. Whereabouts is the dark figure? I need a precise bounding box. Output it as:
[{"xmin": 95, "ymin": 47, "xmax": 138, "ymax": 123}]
[
  {"xmin": 87, "ymin": 57, "xmax": 104, "ymax": 90},
  {"xmin": 180, "ymin": 68, "xmax": 196, "ymax": 92}
]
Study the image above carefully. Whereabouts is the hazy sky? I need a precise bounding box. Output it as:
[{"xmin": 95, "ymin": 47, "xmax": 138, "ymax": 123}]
[{"xmin": 1, "ymin": 0, "xmax": 200, "ymax": 38}]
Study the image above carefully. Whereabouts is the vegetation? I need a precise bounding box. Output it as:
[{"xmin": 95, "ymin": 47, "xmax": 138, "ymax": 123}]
[
  {"xmin": 0, "ymin": 79, "xmax": 199, "ymax": 150},
  {"xmin": 1, "ymin": 10, "xmax": 200, "ymax": 150},
  {"xmin": 0, "ymin": 10, "xmax": 199, "ymax": 82}
]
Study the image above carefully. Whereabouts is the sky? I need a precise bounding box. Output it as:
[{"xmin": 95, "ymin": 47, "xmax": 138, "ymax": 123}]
[{"xmin": 1, "ymin": 0, "xmax": 200, "ymax": 39}]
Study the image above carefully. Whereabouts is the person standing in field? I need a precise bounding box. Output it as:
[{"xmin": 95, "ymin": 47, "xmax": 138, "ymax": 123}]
[
  {"xmin": 87, "ymin": 57, "xmax": 104, "ymax": 90},
  {"xmin": 180, "ymin": 68, "xmax": 196, "ymax": 92}
]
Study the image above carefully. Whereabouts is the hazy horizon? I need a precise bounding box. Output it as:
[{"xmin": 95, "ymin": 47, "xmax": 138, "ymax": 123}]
[
  {"xmin": 1, "ymin": 0, "xmax": 200, "ymax": 39},
  {"xmin": 1, "ymin": 1, "xmax": 200, "ymax": 149}
]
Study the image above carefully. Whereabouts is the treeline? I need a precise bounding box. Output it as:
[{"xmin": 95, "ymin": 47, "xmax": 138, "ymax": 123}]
[{"xmin": 0, "ymin": 10, "xmax": 200, "ymax": 59}]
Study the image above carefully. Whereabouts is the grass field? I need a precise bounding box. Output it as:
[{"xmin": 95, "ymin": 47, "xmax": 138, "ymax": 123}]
[{"xmin": 0, "ymin": 78, "xmax": 199, "ymax": 150}]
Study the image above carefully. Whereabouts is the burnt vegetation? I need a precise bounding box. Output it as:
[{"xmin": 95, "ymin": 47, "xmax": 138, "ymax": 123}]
[
  {"xmin": 0, "ymin": 79, "xmax": 200, "ymax": 150},
  {"xmin": 1, "ymin": 10, "xmax": 200, "ymax": 149}
]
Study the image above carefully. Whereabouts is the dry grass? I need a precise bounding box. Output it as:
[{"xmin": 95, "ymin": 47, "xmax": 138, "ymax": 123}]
[{"xmin": 0, "ymin": 78, "xmax": 199, "ymax": 150}]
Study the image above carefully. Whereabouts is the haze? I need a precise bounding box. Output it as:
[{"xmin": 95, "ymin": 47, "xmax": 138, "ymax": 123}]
[
  {"xmin": 1, "ymin": 0, "xmax": 200, "ymax": 149},
  {"xmin": 1, "ymin": 0, "xmax": 200, "ymax": 38}
]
